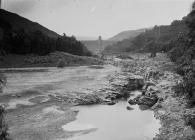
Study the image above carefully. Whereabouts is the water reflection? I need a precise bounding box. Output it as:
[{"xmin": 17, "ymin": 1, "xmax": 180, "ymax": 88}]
[{"xmin": 64, "ymin": 101, "xmax": 160, "ymax": 140}]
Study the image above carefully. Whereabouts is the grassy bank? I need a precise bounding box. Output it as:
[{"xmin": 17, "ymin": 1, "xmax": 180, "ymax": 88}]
[{"xmin": 0, "ymin": 51, "xmax": 103, "ymax": 68}]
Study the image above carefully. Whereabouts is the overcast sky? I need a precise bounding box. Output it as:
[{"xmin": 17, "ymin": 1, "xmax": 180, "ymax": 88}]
[{"xmin": 2, "ymin": 0, "xmax": 194, "ymax": 39}]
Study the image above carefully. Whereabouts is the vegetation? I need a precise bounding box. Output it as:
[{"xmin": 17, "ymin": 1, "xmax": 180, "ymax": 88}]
[
  {"xmin": 0, "ymin": 106, "xmax": 9, "ymax": 140},
  {"xmin": 171, "ymin": 9, "xmax": 195, "ymax": 107},
  {"xmin": 0, "ymin": 9, "xmax": 92, "ymax": 57},
  {"xmin": 57, "ymin": 59, "xmax": 66, "ymax": 68},
  {"xmin": 104, "ymin": 20, "xmax": 188, "ymax": 54},
  {"xmin": 0, "ymin": 73, "xmax": 6, "ymax": 93},
  {"xmin": 0, "ymin": 74, "xmax": 9, "ymax": 140},
  {"xmin": 0, "ymin": 28, "xmax": 92, "ymax": 56}
]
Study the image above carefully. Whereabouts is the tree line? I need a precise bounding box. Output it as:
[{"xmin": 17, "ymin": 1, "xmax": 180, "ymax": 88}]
[{"xmin": 0, "ymin": 22, "xmax": 92, "ymax": 56}]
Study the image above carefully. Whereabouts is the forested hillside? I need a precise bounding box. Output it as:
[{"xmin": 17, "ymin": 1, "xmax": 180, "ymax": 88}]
[
  {"xmin": 104, "ymin": 19, "xmax": 188, "ymax": 54},
  {"xmin": 0, "ymin": 9, "xmax": 91, "ymax": 56}
]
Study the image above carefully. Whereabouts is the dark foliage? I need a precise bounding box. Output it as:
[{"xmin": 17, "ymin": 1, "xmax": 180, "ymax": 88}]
[
  {"xmin": 0, "ymin": 74, "xmax": 9, "ymax": 140},
  {"xmin": 0, "ymin": 9, "xmax": 92, "ymax": 56},
  {"xmin": 170, "ymin": 9, "xmax": 195, "ymax": 107},
  {"xmin": 0, "ymin": 29, "xmax": 92, "ymax": 56},
  {"xmin": 0, "ymin": 106, "xmax": 9, "ymax": 140},
  {"xmin": 104, "ymin": 19, "xmax": 188, "ymax": 54}
]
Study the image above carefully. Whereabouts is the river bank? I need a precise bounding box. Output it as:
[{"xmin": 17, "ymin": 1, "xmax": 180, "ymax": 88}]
[
  {"xmin": 0, "ymin": 51, "xmax": 102, "ymax": 68},
  {"xmin": 118, "ymin": 53, "xmax": 195, "ymax": 140},
  {"xmin": 1, "ymin": 53, "xmax": 194, "ymax": 140},
  {"xmin": 1, "ymin": 64, "xmax": 128, "ymax": 140}
]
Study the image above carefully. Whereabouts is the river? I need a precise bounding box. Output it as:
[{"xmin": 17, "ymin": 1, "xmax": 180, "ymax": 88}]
[{"xmin": 0, "ymin": 65, "xmax": 160, "ymax": 140}]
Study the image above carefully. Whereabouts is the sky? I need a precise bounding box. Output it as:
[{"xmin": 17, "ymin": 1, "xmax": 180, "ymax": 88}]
[{"xmin": 2, "ymin": 0, "xmax": 194, "ymax": 39}]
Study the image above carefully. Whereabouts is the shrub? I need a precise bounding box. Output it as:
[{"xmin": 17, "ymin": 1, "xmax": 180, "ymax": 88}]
[
  {"xmin": 57, "ymin": 59, "xmax": 66, "ymax": 68},
  {"xmin": 0, "ymin": 106, "xmax": 9, "ymax": 140},
  {"xmin": 0, "ymin": 73, "xmax": 6, "ymax": 93}
]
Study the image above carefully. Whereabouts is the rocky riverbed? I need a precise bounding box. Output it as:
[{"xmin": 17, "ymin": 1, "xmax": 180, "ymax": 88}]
[
  {"xmin": 1, "ymin": 53, "xmax": 194, "ymax": 140},
  {"xmin": 117, "ymin": 53, "xmax": 195, "ymax": 140}
]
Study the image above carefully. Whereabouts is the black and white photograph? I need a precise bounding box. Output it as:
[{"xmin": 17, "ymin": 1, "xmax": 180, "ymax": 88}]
[{"xmin": 0, "ymin": 0, "xmax": 195, "ymax": 140}]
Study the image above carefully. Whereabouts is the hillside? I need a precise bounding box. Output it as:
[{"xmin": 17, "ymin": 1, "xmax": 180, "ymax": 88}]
[
  {"xmin": 0, "ymin": 9, "xmax": 59, "ymax": 38},
  {"xmin": 108, "ymin": 28, "xmax": 146, "ymax": 42},
  {"xmin": 131, "ymin": 20, "xmax": 188, "ymax": 53},
  {"xmin": 0, "ymin": 9, "xmax": 92, "ymax": 57},
  {"xmin": 104, "ymin": 19, "xmax": 188, "ymax": 54}
]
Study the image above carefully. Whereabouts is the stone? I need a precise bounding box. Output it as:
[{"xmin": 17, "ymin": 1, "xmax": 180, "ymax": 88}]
[
  {"xmin": 128, "ymin": 94, "xmax": 158, "ymax": 108},
  {"xmin": 75, "ymin": 94, "xmax": 102, "ymax": 105},
  {"xmin": 124, "ymin": 78, "xmax": 144, "ymax": 91},
  {"xmin": 137, "ymin": 95, "xmax": 158, "ymax": 107},
  {"xmin": 126, "ymin": 106, "xmax": 134, "ymax": 110},
  {"xmin": 128, "ymin": 99, "xmax": 137, "ymax": 105},
  {"xmin": 145, "ymin": 68, "xmax": 164, "ymax": 81},
  {"xmin": 107, "ymin": 101, "xmax": 116, "ymax": 105}
]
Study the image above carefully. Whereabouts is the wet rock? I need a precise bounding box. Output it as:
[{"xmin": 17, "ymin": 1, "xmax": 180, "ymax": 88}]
[
  {"xmin": 142, "ymin": 81, "xmax": 156, "ymax": 90},
  {"xmin": 145, "ymin": 68, "xmax": 164, "ymax": 81},
  {"xmin": 126, "ymin": 106, "xmax": 134, "ymax": 110},
  {"xmin": 107, "ymin": 101, "xmax": 116, "ymax": 105},
  {"xmin": 128, "ymin": 99, "xmax": 137, "ymax": 105},
  {"xmin": 128, "ymin": 94, "xmax": 158, "ymax": 107},
  {"xmin": 123, "ymin": 77, "xmax": 144, "ymax": 91},
  {"xmin": 102, "ymin": 99, "xmax": 116, "ymax": 105},
  {"xmin": 75, "ymin": 94, "xmax": 102, "ymax": 105},
  {"xmin": 143, "ymin": 86, "xmax": 160, "ymax": 97},
  {"xmin": 137, "ymin": 95, "xmax": 158, "ymax": 107},
  {"xmin": 138, "ymin": 105, "xmax": 151, "ymax": 111},
  {"xmin": 105, "ymin": 92, "xmax": 123, "ymax": 100}
]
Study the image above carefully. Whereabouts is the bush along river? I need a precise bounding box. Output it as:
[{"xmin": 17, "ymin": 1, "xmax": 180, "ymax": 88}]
[{"xmin": 0, "ymin": 54, "xmax": 166, "ymax": 140}]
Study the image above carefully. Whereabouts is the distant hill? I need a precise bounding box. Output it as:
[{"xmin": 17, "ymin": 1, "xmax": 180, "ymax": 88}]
[
  {"xmin": 0, "ymin": 9, "xmax": 59, "ymax": 38},
  {"xmin": 104, "ymin": 19, "xmax": 188, "ymax": 54},
  {"xmin": 82, "ymin": 40, "xmax": 115, "ymax": 54},
  {"xmin": 108, "ymin": 28, "xmax": 146, "ymax": 42},
  {"xmin": 0, "ymin": 9, "xmax": 92, "ymax": 57},
  {"xmin": 129, "ymin": 20, "xmax": 188, "ymax": 52}
]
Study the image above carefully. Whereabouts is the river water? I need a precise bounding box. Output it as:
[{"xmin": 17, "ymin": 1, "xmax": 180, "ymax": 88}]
[
  {"xmin": 1, "ymin": 65, "xmax": 160, "ymax": 140},
  {"xmin": 64, "ymin": 101, "xmax": 160, "ymax": 140}
]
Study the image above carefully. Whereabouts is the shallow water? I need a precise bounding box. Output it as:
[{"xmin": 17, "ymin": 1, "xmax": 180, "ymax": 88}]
[
  {"xmin": 1, "ymin": 65, "xmax": 160, "ymax": 140},
  {"xmin": 63, "ymin": 101, "xmax": 160, "ymax": 140},
  {"xmin": 1, "ymin": 65, "xmax": 121, "ymax": 109},
  {"xmin": 3, "ymin": 65, "xmax": 119, "ymax": 95}
]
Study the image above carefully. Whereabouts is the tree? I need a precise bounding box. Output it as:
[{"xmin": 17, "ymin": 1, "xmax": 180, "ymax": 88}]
[
  {"xmin": 0, "ymin": 73, "xmax": 6, "ymax": 93},
  {"xmin": 0, "ymin": 74, "xmax": 9, "ymax": 140}
]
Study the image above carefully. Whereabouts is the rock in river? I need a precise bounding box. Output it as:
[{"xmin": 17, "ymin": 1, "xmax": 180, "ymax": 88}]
[
  {"xmin": 128, "ymin": 94, "xmax": 158, "ymax": 107},
  {"xmin": 75, "ymin": 94, "xmax": 102, "ymax": 105},
  {"xmin": 123, "ymin": 77, "xmax": 144, "ymax": 91}
]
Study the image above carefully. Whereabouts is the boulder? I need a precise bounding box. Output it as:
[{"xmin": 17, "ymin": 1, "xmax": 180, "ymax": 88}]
[
  {"xmin": 128, "ymin": 99, "xmax": 137, "ymax": 105},
  {"xmin": 102, "ymin": 99, "xmax": 116, "ymax": 105},
  {"xmin": 128, "ymin": 94, "xmax": 158, "ymax": 107},
  {"xmin": 124, "ymin": 78, "xmax": 144, "ymax": 91},
  {"xmin": 145, "ymin": 68, "xmax": 164, "ymax": 81},
  {"xmin": 75, "ymin": 94, "xmax": 102, "ymax": 105},
  {"xmin": 137, "ymin": 95, "xmax": 158, "ymax": 107},
  {"xmin": 126, "ymin": 106, "xmax": 134, "ymax": 110},
  {"xmin": 107, "ymin": 101, "xmax": 116, "ymax": 105},
  {"xmin": 105, "ymin": 92, "xmax": 123, "ymax": 100}
]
